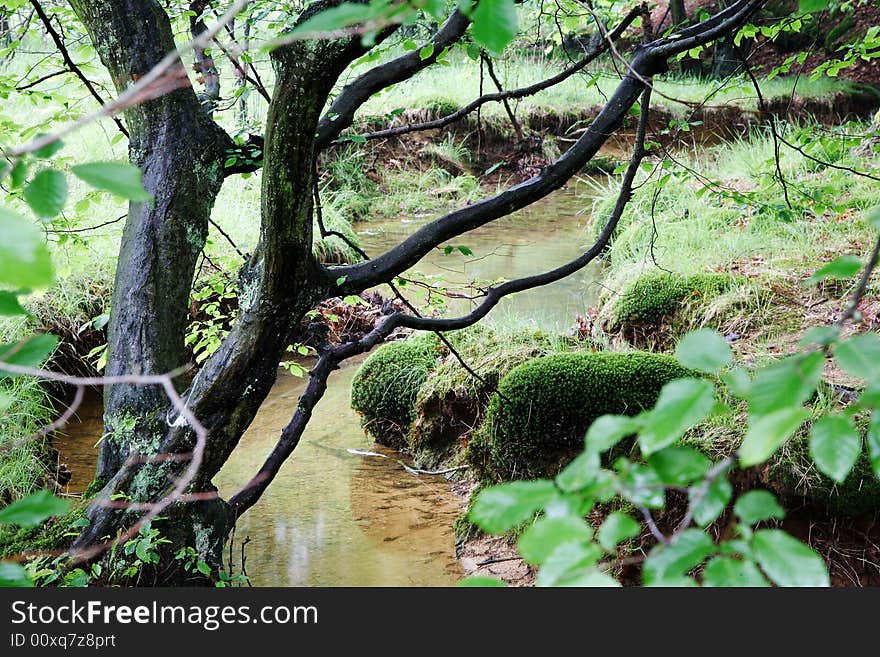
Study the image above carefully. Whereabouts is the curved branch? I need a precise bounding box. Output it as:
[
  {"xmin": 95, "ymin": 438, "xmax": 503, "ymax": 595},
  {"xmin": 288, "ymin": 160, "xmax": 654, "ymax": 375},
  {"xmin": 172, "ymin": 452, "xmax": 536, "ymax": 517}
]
[
  {"xmin": 229, "ymin": 86, "xmax": 654, "ymax": 516},
  {"xmin": 315, "ymin": 8, "xmax": 471, "ymax": 148},
  {"xmin": 646, "ymin": 0, "xmax": 763, "ymax": 59},
  {"xmin": 350, "ymin": 5, "xmax": 641, "ymax": 143},
  {"xmin": 328, "ymin": 3, "xmax": 764, "ymax": 293}
]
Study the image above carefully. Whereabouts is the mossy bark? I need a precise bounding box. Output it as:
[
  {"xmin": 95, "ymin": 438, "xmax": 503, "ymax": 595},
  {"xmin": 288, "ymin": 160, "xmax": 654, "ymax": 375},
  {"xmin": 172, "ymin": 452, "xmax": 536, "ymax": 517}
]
[
  {"xmin": 68, "ymin": 2, "xmax": 369, "ymax": 577},
  {"xmin": 70, "ymin": 0, "xmax": 232, "ymax": 480}
]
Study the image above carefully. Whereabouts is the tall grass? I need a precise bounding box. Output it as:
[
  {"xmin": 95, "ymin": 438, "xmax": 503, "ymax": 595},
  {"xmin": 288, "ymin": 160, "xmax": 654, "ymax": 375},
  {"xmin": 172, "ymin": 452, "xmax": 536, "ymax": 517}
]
[{"xmin": 591, "ymin": 122, "xmax": 880, "ymax": 314}]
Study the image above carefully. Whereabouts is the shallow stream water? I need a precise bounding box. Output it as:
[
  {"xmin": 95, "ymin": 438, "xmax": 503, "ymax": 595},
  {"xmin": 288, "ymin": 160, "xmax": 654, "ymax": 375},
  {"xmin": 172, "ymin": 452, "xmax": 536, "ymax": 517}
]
[{"xmin": 56, "ymin": 180, "xmax": 601, "ymax": 586}]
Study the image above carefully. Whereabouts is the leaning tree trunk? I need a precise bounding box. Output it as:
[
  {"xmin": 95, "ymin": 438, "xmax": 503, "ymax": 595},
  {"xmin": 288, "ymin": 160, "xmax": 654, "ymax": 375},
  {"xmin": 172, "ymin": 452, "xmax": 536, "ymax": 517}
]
[
  {"xmin": 69, "ymin": 1, "xmax": 369, "ymax": 578},
  {"xmin": 68, "ymin": 1, "xmax": 238, "ymax": 574},
  {"xmin": 70, "ymin": 1, "xmax": 232, "ymax": 481}
]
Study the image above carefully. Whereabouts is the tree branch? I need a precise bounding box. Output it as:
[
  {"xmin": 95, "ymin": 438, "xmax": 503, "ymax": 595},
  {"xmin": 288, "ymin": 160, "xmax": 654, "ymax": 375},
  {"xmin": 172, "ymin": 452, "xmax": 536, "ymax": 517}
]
[
  {"xmin": 229, "ymin": 85, "xmax": 654, "ymax": 516},
  {"xmin": 315, "ymin": 8, "xmax": 471, "ymax": 148},
  {"xmin": 30, "ymin": 0, "xmax": 128, "ymax": 138},
  {"xmin": 349, "ymin": 5, "xmax": 642, "ymax": 143}
]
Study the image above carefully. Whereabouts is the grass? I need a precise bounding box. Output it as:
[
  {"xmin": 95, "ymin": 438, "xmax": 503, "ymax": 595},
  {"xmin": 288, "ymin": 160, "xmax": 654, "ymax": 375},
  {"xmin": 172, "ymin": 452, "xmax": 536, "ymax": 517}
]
[
  {"xmin": 0, "ymin": 376, "xmax": 55, "ymax": 504},
  {"xmin": 354, "ymin": 53, "xmax": 858, "ymax": 126},
  {"xmin": 592, "ymin": 123, "xmax": 879, "ymax": 311}
]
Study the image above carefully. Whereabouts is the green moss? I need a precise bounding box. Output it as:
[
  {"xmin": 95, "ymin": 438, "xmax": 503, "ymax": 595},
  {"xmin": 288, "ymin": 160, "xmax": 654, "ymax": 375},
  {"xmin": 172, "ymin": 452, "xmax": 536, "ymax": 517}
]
[
  {"xmin": 610, "ymin": 272, "xmax": 738, "ymax": 331},
  {"xmin": 768, "ymin": 436, "xmax": 880, "ymax": 516},
  {"xmin": 468, "ymin": 351, "xmax": 695, "ymax": 481},
  {"xmin": 0, "ymin": 500, "xmax": 88, "ymax": 558},
  {"xmin": 407, "ymin": 326, "xmax": 586, "ymax": 468},
  {"xmin": 350, "ymin": 334, "xmax": 441, "ymax": 448}
]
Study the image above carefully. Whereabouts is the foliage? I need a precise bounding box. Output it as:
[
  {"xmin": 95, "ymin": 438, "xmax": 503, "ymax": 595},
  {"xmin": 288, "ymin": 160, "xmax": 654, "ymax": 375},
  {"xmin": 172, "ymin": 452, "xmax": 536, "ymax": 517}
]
[
  {"xmin": 0, "ymin": 489, "xmax": 73, "ymax": 586},
  {"xmin": 467, "ymin": 351, "xmax": 697, "ymax": 481},
  {"xmin": 608, "ymin": 272, "xmax": 739, "ymax": 332},
  {"xmin": 465, "ymin": 285, "xmax": 880, "ymax": 586}
]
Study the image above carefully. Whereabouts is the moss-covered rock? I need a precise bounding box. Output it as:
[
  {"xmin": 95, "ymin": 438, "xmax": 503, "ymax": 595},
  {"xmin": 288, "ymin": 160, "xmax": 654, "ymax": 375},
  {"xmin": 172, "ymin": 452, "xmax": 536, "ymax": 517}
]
[
  {"xmin": 467, "ymin": 351, "xmax": 695, "ymax": 481},
  {"xmin": 767, "ymin": 436, "xmax": 880, "ymax": 516},
  {"xmin": 407, "ymin": 326, "xmax": 584, "ymax": 469},
  {"xmin": 350, "ymin": 335, "xmax": 440, "ymax": 448},
  {"xmin": 610, "ymin": 272, "xmax": 737, "ymax": 330}
]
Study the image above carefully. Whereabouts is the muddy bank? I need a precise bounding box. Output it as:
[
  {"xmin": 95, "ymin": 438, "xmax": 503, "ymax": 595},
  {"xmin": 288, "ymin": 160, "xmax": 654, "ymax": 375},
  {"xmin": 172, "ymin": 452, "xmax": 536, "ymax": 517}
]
[{"xmin": 351, "ymin": 87, "xmax": 879, "ymax": 185}]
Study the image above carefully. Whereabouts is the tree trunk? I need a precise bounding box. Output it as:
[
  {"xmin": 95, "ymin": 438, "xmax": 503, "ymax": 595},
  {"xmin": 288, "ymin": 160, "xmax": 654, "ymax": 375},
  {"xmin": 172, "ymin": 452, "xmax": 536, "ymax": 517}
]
[
  {"xmin": 69, "ymin": 1, "xmax": 236, "ymax": 573},
  {"xmin": 69, "ymin": 2, "xmax": 367, "ymax": 575}
]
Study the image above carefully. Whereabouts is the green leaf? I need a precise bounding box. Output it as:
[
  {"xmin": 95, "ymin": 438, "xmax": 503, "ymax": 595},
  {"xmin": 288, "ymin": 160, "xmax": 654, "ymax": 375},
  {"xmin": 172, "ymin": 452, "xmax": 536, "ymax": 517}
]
[
  {"xmin": 535, "ymin": 541, "xmax": 602, "ymax": 586},
  {"xmin": 675, "ymin": 329, "xmax": 732, "ymax": 373},
  {"xmin": 10, "ymin": 160, "xmax": 28, "ymax": 189},
  {"xmin": 469, "ymin": 480, "xmax": 558, "ymax": 534},
  {"xmin": 739, "ymin": 407, "xmax": 810, "ymax": 467},
  {"xmin": 517, "ymin": 516, "xmax": 593, "ymax": 565},
  {"xmin": 808, "ymin": 414, "xmax": 861, "ymax": 483},
  {"xmin": 290, "ymin": 2, "xmax": 381, "ymax": 37},
  {"xmin": 457, "ymin": 575, "xmax": 506, "ymax": 587},
  {"xmin": 691, "ymin": 476, "xmax": 732, "ymax": 526},
  {"xmin": 0, "ymin": 561, "xmax": 32, "ymax": 587},
  {"xmin": 734, "ymin": 490, "xmax": 785, "ymax": 525},
  {"xmin": 419, "ymin": 44, "xmax": 434, "ymax": 60},
  {"xmin": 748, "ymin": 352, "xmax": 824, "ymax": 415},
  {"xmin": 0, "ymin": 333, "xmax": 58, "ymax": 376},
  {"xmin": 0, "ymin": 291, "xmax": 27, "ymax": 317},
  {"xmin": 702, "ymin": 557, "xmax": 769, "ymax": 587},
  {"xmin": 597, "ymin": 512, "xmax": 640, "ymax": 552},
  {"xmin": 33, "ymin": 137, "xmax": 64, "ymax": 159},
  {"xmin": 554, "ymin": 568, "xmax": 621, "ymax": 587},
  {"xmin": 584, "ymin": 414, "xmax": 638, "ymax": 453},
  {"xmin": 0, "ymin": 489, "xmax": 70, "ymax": 528},
  {"xmin": 135, "ymin": 540, "xmax": 150, "ymax": 562},
  {"xmin": 834, "ymin": 333, "xmax": 880, "ymax": 381},
  {"xmin": 647, "ymin": 446, "xmax": 710, "ymax": 485},
  {"xmin": 798, "ymin": 0, "xmax": 828, "ymax": 14},
  {"xmin": 71, "ymin": 162, "xmax": 152, "ymax": 201},
  {"xmin": 752, "ymin": 529, "xmax": 829, "ymax": 587},
  {"xmin": 0, "ymin": 207, "xmax": 54, "ymax": 289},
  {"xmin": 638, "ymin": 378, "xmax": 716, "ymax": 455},
  {"xmin": 867, "ymin": 412, "xmax": 880, "ymax": 478},
  {"xmin": 807, "ymin": 255, "xmax": 862, "ymax": 283},
  {"xmin": 470, "ymin": 0, "xmax": 518, "ymax": 53},
  {"xmin": 555, "ymin": 450, "xmax": 600, "ymax": 492},
  {"xmin": 24, "ymin": 169, "xmax": 68, "ymax": 218},
  {"xmin": 643, "ymin": 529, "xmax": 714, "ymax": 585},
  {"xmin": 196, "ymin": 561, "xmax": 212, "ymax": 576},
  {"xmin": 618, "ymin": 462, "xmax": 665, "ymax": 508}
]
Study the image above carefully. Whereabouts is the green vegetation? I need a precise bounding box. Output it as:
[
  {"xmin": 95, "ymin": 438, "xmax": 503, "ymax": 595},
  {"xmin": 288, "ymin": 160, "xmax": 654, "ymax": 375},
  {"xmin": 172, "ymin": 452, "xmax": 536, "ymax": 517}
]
[
  {"xmin": 408, "ymin": 326, "xmax": 581, "ymax": 467},
  {"xmin": 606, "ymin": 272, "xmax": 739, "ymax": 335},
  {"xmin": 0, "ymin": 376, "xmax": 54, "ymax": 504},
  {"xmin": 350, "ymin": 335, "xmax": 440, "ymax": 447},
  {"xmin": 467, "ymin": 352, "xmax": 696, "ymax": 481},
  {"xmin": 359, "ymin": 58, "xmax": 857, "ymax": 126}
]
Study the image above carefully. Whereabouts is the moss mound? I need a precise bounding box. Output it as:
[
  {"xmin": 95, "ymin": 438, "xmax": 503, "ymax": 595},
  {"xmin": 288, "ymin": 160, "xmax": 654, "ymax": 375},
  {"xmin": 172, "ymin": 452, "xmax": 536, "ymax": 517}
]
[
  {"xmin": 611, "ymin": 272, "xmax": 737, "ymax": 329},
  {"xmin": 467, "ymin": 351, "xmax": 695, "ymax": 481},
  {"xmin": 407, "ymin": 326, "xmax": 584, "ymax": 469},
  {"xmin": 350, "ymin": 335, "xmax": 440, "ymax": 448}
]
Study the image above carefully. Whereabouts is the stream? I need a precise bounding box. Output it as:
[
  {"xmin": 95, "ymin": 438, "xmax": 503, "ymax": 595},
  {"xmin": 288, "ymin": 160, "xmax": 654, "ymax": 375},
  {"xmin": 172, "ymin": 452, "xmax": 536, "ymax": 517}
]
[{"xmin": 55, "ymin": 180, "xmax": 602, "ymax": 586}]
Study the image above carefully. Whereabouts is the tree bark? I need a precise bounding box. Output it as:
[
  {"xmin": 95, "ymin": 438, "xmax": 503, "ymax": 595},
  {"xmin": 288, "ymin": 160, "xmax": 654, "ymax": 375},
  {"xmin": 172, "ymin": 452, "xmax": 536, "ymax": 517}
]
[
  {"xmin": 69, "ymin": 1, "xmax": 233, "ymax": 482},
  {"xmin": 70, "ymin": 3, "xmax": 371, "ymax": 571}
]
